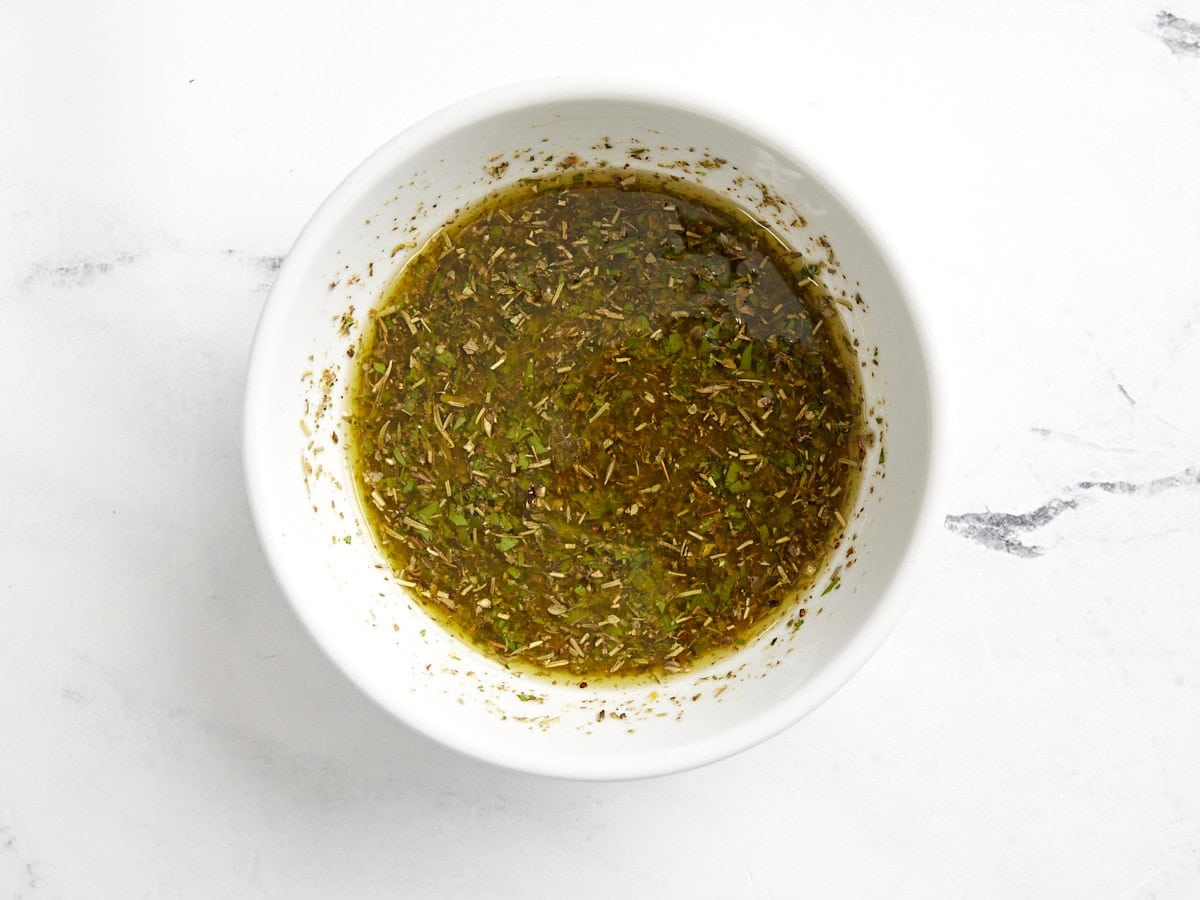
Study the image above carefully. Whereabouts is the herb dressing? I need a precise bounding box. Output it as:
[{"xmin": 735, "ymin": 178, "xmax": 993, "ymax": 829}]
[{"xmin": 347, "ymin": 169, "xmax": 864, "ymax": 679}]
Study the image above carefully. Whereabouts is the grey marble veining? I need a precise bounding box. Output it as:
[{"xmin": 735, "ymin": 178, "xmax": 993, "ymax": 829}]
[
  {"xmin": 1158, "ymin": 11, "xmax": 1200, "ymax": 55},
  {"xmin": 946, "ymin": 466, "xmax": 1200, "ymax": 557}
]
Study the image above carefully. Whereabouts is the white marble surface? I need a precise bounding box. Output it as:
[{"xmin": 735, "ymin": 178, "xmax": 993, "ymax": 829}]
[{"xmin": 3, "ymin": 1, "xmax": 1200, "ymax": 896}]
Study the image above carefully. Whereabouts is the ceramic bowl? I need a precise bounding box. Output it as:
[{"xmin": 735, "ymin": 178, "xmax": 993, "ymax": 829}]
[{"xmin": 243, "ymin": 80, "xmax": 946, "ymax": 779}]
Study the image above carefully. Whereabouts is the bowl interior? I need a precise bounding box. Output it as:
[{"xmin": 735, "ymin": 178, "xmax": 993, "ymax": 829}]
[{"xmin": 244, "ymin": 89, "xmax": 938, "ymax": 779}]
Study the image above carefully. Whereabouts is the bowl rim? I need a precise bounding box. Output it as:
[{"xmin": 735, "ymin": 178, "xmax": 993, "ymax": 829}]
[{"xmin": 243, "ymin": 76, "xmax": 951, "ymax": 780}]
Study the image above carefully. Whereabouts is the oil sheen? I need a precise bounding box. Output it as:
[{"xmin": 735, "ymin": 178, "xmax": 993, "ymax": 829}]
[{"xmin": 346, "ymin": 169, "xmax": 864, "ymax": 679}]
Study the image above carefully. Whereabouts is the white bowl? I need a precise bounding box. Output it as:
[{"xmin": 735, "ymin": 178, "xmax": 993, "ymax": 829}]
[{"xmin": 243, "ymin": 80, "xmax": 946, "ymax": 780}]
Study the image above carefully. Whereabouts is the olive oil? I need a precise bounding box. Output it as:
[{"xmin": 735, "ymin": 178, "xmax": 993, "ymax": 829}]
[{"xmin": 347, "ymin": 170, "xmax": 863, "ymax": 679}]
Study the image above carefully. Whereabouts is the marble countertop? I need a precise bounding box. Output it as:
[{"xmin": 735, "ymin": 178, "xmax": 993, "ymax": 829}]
[{"xmin": 3, "ymin": 1, "xmax": 1199, "ymax": 896}]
